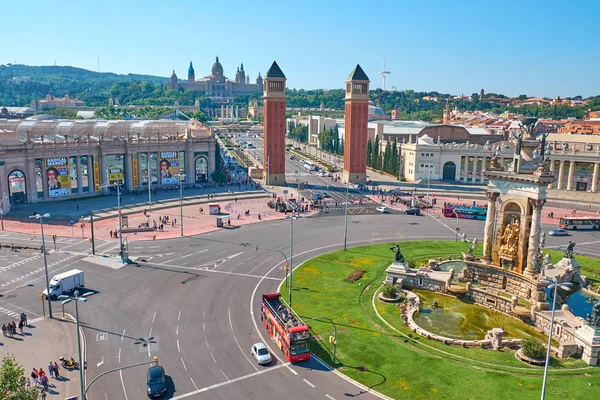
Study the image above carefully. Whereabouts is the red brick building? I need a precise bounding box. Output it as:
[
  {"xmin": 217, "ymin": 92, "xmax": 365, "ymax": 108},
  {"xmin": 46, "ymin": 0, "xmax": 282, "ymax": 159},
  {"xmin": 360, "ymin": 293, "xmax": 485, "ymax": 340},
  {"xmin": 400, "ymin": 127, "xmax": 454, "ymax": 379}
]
[
  {"xmin": 262, "ymin": 61, "xmax": 287, "ymax": 184},
  {"xmin": 343, "ymin": 65, "xmax": 370, "ymax": 183}
]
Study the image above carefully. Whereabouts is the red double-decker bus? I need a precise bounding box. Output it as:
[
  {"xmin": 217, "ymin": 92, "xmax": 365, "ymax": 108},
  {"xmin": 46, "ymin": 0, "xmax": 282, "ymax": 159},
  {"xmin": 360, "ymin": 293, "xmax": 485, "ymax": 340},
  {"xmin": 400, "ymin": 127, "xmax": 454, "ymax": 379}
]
[{"xmin": 261, "ymin": 293, "xmax": 310, "ymax": 362}]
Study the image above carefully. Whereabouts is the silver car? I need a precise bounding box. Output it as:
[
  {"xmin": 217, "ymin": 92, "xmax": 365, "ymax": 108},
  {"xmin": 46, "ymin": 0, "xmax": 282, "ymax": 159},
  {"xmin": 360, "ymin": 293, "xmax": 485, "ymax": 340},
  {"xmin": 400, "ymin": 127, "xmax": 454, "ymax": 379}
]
[{"xmin": 251, "ymin": 342, "xmax": 272, "ymax": 365}]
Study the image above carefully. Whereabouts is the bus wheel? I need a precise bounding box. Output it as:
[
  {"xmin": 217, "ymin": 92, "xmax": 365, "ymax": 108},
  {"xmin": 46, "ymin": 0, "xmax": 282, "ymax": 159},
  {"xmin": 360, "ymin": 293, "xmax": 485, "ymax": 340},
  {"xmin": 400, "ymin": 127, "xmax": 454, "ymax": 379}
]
[{"xmin": 573, "ymin": 226, "xmax": 577, "ymax": 230}]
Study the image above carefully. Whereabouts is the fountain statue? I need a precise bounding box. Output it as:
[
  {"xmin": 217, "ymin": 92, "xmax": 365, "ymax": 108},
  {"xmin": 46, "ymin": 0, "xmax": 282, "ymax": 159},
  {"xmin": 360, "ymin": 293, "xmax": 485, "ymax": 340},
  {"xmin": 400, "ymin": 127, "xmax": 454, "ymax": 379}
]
[
  {"xmin": 565, "ymin": 241, "xmax": 576, "ymax": 259},
  {"xmin": 588, "ymin": 302, "xmax": 600, "ymax": 328},
  {"xmin": 390, "ymin": 244, "xmax": 405, "ymax": 264}
]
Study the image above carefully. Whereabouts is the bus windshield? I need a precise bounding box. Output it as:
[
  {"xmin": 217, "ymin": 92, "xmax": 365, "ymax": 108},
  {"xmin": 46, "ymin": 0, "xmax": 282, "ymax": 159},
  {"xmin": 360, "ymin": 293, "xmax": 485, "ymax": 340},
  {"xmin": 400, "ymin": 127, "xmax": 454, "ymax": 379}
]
[{"xmin": 290, "ymin": 338, "xmax": 310, "ymax": 355}]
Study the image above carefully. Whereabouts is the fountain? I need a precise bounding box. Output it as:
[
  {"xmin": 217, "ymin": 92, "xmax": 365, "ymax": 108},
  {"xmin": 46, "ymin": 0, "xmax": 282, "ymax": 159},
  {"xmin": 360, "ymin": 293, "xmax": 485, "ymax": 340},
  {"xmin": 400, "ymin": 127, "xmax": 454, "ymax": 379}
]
[{"xmin": 385, "ymin": 119, "xmax": 600, "ymax": 365}]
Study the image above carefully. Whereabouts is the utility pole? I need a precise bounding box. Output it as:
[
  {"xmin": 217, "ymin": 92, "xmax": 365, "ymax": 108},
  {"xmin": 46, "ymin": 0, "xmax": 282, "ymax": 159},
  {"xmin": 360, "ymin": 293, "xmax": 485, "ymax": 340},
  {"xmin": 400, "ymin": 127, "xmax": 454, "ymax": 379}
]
[
  {"xmin": 344, "ymin": 181, "xmax": 349, "ymax": 251},
  {"xmin": 89, "ymin": 210, "xmax": 95, "ymax": 255}
]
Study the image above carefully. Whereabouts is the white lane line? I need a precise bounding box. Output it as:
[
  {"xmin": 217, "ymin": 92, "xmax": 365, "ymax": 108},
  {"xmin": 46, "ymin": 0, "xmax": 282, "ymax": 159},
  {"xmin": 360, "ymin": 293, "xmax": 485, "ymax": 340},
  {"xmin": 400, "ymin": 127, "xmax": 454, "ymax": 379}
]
[
  {"xmin": 96, "ymin": 356, "xmax": 104, "ymax": 367},
  {"xmin": 168, "ymin": 249, "xmax": 208, "ymax": 263},
  {"xmin": 203, "ymin": 309, "xmax": 205, "ymax": 319},
  {"xmin": 303, "ymin": 379, "xmax": 315, "ymax": 388},
  {"xmin": 149, "ymin": 327, "xmax": 153, "ymax": 338},
  {"xmin": 119, "ymin": 369, "xmax": 129, "ymax": 400},
  {"xmin": 149, "ymin": 246, "xmax": 160, "ymax": 249},
  {"xmin": 177, "ymin": 340, "xmax": 181, "ymax": 353},
  {"xmin": 121, "ymin": 329, "xmax": 125, "ymax": 341},
  {"xmin": 190, "ymin": 377, "xmax": 199, "ymax": 390},
  {"xmin": 246, "ymin": 256, "xmax": 273, "ymax": 275},
  {"xmin": 210, "ymin": 352, "xmax": 217, "ymax": 364},
  {"xmin": 171, "ymin": 363, "xmax": 288, "ymax": 400},
  {"xmin": 176, "ymin": 325, "xmax": 179, "ymax": 336},
  {"xmin": 152, "ymin": 312, "xmax": 157, "ymax": 323},
  {"xmin": 326, "ymin": 395, "xmax": 336, "ymax": 400},
  {"xmin": 118, "ymin": 348, "xmax": 121, "ymax": 363},
  {"xmin": 202, "ymin": 322, "xmax": 205, "ymax": 332},
  {"xmin": 220, "ymin": 369, "xmax": 229, "ymax": 381},
  {"xmin": 228, "ymin": 308, "xmax": 259, "ymax": 372},
  {"xmin": 204, "ymin": 336, "xmax": 209, "ymax": 348},
  {"xmin": 181, "ymin": 357, "xmax": 187, "ymax": 370},
  {"xmin": 178, "ymin": 310, "xmax": 181, "ymax": 321}
]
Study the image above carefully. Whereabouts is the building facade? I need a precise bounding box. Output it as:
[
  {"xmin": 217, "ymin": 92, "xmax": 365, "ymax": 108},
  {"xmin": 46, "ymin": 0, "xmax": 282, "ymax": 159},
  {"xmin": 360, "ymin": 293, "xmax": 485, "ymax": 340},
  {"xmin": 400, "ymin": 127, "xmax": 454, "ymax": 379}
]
[
  {"xmin": 343, "ymin": 64, "xmax": 370, "ymax": 183},
  {"xmin": 0, "ymin": 119, "xmax": 216, "ymax": 210},
  {"xmin": 262, "ymin": 61, "xmax": 287, "ymax": 185},
  {"xmin": 31, "ymin": 94, "xmax": 84, "ymax": 110}
]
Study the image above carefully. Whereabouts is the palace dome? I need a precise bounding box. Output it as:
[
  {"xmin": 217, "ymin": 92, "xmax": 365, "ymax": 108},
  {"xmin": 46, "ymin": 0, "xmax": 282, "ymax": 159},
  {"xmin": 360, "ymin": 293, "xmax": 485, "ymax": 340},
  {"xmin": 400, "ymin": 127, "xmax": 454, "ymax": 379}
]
[{"xmin": 212, "ymin": 56, "xmax": 223, "ymax": 77}]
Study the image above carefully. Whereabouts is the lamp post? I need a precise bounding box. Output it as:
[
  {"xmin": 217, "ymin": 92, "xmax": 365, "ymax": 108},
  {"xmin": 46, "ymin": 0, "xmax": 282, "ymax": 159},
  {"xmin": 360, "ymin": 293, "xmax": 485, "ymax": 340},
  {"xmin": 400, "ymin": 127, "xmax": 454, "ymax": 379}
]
[
  {"xmin": 60, "ymin": 292, "xmax": 91, "ymax": 400},
  {"xmin": 300, "ymin": 315, "xmax": 337, "ymax": 366},
  {"xmin": 343, "ymin": 181, "xmax": 349, "ymax": 251},
  {"xmin": 0, "ymin": 194, "xmax": 6, "ymax": 231},
  {"xmin": 426, "ymin": 163, "xmax": 432, "ymax": 207},
  {"xmin": 177, "ymin": 173, "xmax": 185, "ymax": 237},
  {"xmin": 101, "ymin": 183, "xmax": 124, "ymax": 263},
  {"xmin": 452, "ymin": 209, "xmax": 459, "ymax": 241},
  {"xmin": 539, "ymin": 278, "xmax": 573, "ymax": 400},
  {"xmin": 29, "ymin": 213, "xmax": 52, "ymax": 318},
  {"xmin": 89, "ymin": 209, "xmax": 95, "ymax": 255},
  {"xmin": 288, "ymin": 213, "xmax": 297, "ymax": 307}
]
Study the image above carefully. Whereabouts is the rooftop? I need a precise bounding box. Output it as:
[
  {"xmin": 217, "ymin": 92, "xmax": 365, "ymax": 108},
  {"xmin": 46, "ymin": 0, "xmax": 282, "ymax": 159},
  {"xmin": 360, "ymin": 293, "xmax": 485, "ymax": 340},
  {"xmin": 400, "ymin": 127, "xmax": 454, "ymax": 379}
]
[
  {"xmin": 265, "ymin": 61, "xmax": 285, "ymax": 79},
  {"xmin": 347, "ymin": 64, "xmax": 369, "ymax": 81}
]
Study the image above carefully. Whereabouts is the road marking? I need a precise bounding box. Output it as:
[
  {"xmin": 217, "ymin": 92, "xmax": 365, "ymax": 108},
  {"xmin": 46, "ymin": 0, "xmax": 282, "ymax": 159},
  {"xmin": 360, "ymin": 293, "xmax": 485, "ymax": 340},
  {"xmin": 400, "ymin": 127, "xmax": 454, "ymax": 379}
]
[
  {"xmin": 177, "ymin": 339, "xmax": 180, "ymax": 352},
  {"xmin": 149, "ymin": 327, "xmax": 153, "ymax": 338},
  {"xmin": 149, "ymin": 246, "xmax": 160, "ymax": 249},
  {"xmin": 202, "ymin": 322, "xmax": 205, "ymax": 332},
  {"xmin": 143, "ymin": 261, "xmax": 280, "ymax": 281},
  {"xmin": 168, "ymin": 249, "xmax": 208, "ymax": 263},
  {"xmin": 203, "ymin": 309, "xmax": 205, "ymax": 320},
  {"xmin": 152, "ymin": 312, "xmax": 157, "ymax": 323},
  {"xmin": 303, "ymin": 379, "xmax": 315, "ymax": 388},
  {"xmin": 171, "ymin": 363, "xmax": 288, "ymax": 399},
  {"xmin": 190, "ymin": 377, "xmax": 199, "ymax": 391},
  {"xmin": 178, "ymin": 310, "xmax": 182, "ymax": 321},
  {"xmin": 121, "ymin": 329, "xmax": 125, "ymax": 341},
  {"xmin": 97, "ymin": 356, "xmax": 104, "ymax": 367},
  {"xmin": 246, "ymin": 256, "xmax": 272, "ymax": 275},
  {"xmin": 326, "ymin": 395, "xmax": 336, "ymax": 400},
  {"xmin": 228, "ymin": 308, "xmax": 259, "ymax": 372},
  {"xmin": 204, "ymin": 336, "xmax": 209, "ymax": 348},
  {"xmin": 118, "ymin": 348, "xmax": 121, "ymax": 363},
  {"xmin": 210, "ymin": 352, "xmax": 217, "ymax": 363},
  {"xmin": 220, "ymin": 369, "xmax": 229, "ymax": 381},
  {"xmin": 176, "ymin": 325, "xmax": 179, "ymax": 336},
  {"xmin": 119, "ymin": 369, "xmax": 129, "ymax": 400},
  {"xmin": 181, "ymin": 357, "xmax": 187, "ymax": 370}
]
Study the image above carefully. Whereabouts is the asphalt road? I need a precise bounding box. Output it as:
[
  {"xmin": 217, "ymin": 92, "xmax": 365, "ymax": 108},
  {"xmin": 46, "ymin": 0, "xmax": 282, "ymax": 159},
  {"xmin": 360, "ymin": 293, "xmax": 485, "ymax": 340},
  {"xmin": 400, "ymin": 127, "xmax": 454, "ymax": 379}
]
[{"xmin": 2, "ymin": 204, "xmax": 600, "ymax": 399}]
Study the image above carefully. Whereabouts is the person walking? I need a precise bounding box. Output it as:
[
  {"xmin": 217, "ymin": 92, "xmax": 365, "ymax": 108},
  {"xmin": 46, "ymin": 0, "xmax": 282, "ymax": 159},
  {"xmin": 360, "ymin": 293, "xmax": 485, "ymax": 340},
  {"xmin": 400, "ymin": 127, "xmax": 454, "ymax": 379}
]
[
  {"xmin": 18, "ymin": 320, "xmax": 23, "ymax": 334},
  {"xmin": 1, "ymin": 324, "xmax": 6, "ymax": 337},
  {"xmin": 53, "ymin": 362, "xmax": 60, "ymax": 378},
  {"xmin": 25, "ymin": 378, "xmax": 31, "ymax": 390},
  {"xmin": 48, "ymin": 362, "xmax": 54, "ymax": 378},
  {"xmin": 31, "ymin": 368, "xmax": 38, "ymax": 386},
  {"xmin": 40, "ymin": 373, "xmax": 49, "ymax": 390},
  {"xmin": 40, "ymin": 389, "xmax": 47, "ymax": 400}
]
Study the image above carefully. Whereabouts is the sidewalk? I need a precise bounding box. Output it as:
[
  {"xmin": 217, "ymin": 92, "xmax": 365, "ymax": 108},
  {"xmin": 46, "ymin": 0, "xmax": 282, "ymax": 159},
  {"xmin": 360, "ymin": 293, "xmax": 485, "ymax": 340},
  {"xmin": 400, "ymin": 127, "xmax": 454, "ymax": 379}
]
[{"xmin": 1, "ymin": 316, "xmax": 80, "ymax": 398}]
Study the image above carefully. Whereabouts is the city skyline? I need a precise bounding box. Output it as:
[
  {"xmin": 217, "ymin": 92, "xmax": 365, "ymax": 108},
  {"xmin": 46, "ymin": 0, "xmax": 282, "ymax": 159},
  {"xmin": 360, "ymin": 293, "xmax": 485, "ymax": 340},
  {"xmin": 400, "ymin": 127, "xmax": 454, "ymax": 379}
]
[{"xmin": 2, "ymin": 0, "xmax": 599, "ymax": 98}]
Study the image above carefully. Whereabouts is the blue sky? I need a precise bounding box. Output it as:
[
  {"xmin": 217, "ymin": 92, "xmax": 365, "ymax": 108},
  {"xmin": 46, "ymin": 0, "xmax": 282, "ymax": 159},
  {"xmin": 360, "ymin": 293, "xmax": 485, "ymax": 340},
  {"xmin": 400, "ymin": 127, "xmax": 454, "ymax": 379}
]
[{"xmin": 3, "ymin": 0, "xmax": 599, "ymax": 97}]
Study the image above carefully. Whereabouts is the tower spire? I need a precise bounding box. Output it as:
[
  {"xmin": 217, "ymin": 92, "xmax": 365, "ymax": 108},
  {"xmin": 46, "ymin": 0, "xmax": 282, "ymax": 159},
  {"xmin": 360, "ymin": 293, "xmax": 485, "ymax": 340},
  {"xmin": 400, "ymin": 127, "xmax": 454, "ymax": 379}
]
[{"xmin": 378, "ymin": 56, "xmax": 391, "ymax": 90}]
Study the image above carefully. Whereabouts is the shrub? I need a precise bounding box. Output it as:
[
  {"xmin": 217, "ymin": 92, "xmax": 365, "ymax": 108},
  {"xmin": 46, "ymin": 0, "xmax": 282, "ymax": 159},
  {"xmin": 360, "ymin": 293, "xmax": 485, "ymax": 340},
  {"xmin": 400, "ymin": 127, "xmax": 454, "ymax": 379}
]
[
  {"xmin": 345, "ymin": 269, "xmax": 365, "ymax": 283},
  {"xmin": 382, "ymin": 284, "xmax": 397, "ymax": 299},
  {"xmin": 521, "ymin": 337, "xmax": 546, "ymax": 360}
]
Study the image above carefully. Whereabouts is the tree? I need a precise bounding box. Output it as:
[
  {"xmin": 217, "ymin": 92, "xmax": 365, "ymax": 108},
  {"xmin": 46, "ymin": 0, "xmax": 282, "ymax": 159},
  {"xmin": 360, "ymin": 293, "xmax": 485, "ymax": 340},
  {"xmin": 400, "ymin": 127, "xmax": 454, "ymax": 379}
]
[
  {"xmin": 210, "ymin": 169, "xmax": 227, "ymax": 183},
  {"xmin": 521, "ymin": 338, "xmax": 545, "ymax": 360},
  {"xmin": 366, "ymin": 139, "xmax": 373, "ymax": 168},
  {"xmin": 0, "ymin": 355, "xmax": 39, "ymax": 399}
]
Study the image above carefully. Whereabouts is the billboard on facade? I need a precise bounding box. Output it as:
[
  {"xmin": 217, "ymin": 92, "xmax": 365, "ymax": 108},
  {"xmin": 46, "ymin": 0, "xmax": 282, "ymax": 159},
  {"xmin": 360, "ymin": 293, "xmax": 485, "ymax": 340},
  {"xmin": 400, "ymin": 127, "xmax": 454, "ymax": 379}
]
[
  {"xmin": 109, "ymin": 168, "xmax": 123, "ymax": 185},
  {"xmin": 93, "ymin": 155, "xmax": 100, "ymax": 192},
  {"xmin": 159, "ymin": 151, "xmax": 180, "ymax": 185},
  {"xmin": 46, "ymin": 157, "xmax": 71, "ymax": 198},
  {"xmin": 132, "ymin": 153, "xmax": 139, "ymax": 187}
]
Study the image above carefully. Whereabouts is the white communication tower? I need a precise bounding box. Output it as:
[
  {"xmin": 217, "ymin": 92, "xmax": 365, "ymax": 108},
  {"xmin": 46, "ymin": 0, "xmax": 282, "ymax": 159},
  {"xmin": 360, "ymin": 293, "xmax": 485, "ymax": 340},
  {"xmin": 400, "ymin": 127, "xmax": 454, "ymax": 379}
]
[{"xmin": 378, "ymin": 57, "xmax": 391, "ymax": 90}]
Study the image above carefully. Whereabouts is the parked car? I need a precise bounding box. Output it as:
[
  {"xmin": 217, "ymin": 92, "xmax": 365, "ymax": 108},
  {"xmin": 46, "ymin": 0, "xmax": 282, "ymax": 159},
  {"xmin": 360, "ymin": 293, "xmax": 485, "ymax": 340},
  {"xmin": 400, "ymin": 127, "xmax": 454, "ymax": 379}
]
[
  {"xmin": 549, "ymin": 228, "xmax": 569, "ymax": 236},
  {"xmin": 376, "ymin": 206, "xmax": 389, "ymax": 213},
  {"xmin": 314, "ymin": 193, "xmax": 322, "ymax": 200},
  {"xmin": 251, "ymin": 342, "xmax": 272, "ymax": 365},
  {"xmin": 147, "ymin": 365, "xmax": 167, "ymax": 397},
  {"xmin": 404, "ymin": 208, "xmax": 422, "ymax": 216},
  {"xmin": 322, "ymin": 192, "xmax": 330, "ymax": 198}
]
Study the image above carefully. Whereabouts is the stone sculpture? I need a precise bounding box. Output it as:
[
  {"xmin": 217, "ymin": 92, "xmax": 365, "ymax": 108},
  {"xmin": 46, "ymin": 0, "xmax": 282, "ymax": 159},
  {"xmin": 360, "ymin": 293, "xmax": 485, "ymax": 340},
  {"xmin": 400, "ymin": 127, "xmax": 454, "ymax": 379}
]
[
  {"xmin": 500, "ymin": 218, "xmax": 520, "ymax": 256},
  {"xmin": 565, "ymin": 241, "xmax": 576, "ymax": 259},
  {"xmin": 588, "ymin": 302, "xmax": 600, "ymax": 328}
]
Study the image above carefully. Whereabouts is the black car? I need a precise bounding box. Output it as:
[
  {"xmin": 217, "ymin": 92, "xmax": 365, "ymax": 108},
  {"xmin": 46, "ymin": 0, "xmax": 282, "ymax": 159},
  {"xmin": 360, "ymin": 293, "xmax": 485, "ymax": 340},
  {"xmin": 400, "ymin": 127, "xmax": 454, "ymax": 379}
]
[
  {"xmin": 147, "ymin": 366, "xmax": 167, "ymax": 397},
  {"xmin": 404, "ymin": 208, "xmax": 422, "ymax": 216}
]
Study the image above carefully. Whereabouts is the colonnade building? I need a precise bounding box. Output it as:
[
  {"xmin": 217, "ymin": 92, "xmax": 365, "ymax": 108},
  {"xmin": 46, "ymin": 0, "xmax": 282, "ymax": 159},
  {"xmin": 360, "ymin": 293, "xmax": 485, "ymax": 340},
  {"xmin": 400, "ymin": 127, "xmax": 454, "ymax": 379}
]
[
  {"xmin": 0, "ymin": 119, "xmax": 216, "ymax": 210},
  {"xmin": 399, "ymin": 133, "xmax": 600, "ymax": 193}
]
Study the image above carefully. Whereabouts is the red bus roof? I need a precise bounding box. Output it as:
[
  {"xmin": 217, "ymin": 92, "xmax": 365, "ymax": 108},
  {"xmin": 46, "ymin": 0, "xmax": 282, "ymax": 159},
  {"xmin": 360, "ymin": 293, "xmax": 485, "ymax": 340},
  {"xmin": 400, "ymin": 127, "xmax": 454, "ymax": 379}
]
[
  {"xmin": 262, "ymin": 293, "xmax": 281, "ymax": 300},
  {"xmin": 289, "ymin": 325, "xmax": 308, "ymax": 333}
]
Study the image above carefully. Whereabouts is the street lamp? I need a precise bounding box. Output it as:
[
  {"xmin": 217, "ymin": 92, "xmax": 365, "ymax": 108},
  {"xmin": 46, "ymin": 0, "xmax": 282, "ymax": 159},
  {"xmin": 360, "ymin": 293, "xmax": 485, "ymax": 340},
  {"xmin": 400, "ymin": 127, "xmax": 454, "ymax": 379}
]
[
  {"xmin": 176, "ymin": 173, "xmax": 185, "ymax": 237},
  {"xmin": 426, "ymin": 163, "xmax": 432, "ymax": 207},
  {"xmin": 539, "ymin": 278, "xmax": 573, "ymax": 400},
  {"xmin": 100, "ymin": 183, "xmax": 124, "ymax": 263},
  {"xmin": 343, "ymin": 181, "xmax": 349, "ymax": 251},
  {"xmin": 452, "ymin": 209, "xmax": 459, "ymax": 241},
  {"xmin": 0, "ymin": 193, "xmax": 7, "ymax": 231},
  {"xmin": 288, "ymin": 213, "xmax": 298, "ymax": 307},
  {"xmin": 29, "ymin": 213, "xmax": 52, "ymax": 318},
  {"xmin": 60, "ymin": 292, "xmax": 91, "ymax": 400}
]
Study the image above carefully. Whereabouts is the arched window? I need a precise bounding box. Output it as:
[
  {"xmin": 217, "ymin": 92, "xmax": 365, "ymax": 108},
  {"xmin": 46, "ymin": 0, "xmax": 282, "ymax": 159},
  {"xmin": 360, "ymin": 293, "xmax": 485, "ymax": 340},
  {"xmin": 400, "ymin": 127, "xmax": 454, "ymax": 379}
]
[
  {"xmin": 195, "ymin": 157, "xmax": 208, "ymax": 183},
  {"xmin": 8, "ymin": 170, "xmax": 27, "ymax": 204}
]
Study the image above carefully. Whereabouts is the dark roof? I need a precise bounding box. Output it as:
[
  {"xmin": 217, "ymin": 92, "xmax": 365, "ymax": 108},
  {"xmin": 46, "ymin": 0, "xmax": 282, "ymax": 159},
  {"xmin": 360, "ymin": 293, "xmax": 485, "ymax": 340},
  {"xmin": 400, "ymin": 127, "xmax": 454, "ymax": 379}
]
[
  {"xmin": 265, "ymin": 61, "xmax": 285, "ymax": 78},
  {"xmin": 347, "ymin": 64, "xmax": 369, "ymax": 81}
]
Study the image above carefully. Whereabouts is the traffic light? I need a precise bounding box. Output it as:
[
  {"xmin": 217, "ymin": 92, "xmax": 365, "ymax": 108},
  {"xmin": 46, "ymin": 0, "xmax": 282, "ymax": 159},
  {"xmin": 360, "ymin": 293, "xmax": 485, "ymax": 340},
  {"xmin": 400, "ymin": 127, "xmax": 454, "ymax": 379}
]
[
  {"xmin": 284, "ymin": 262, "xmax": 289, "ymax": 272},
  {"xmin": 52, "ymin": 234, "xmax": 57, "ymax": 242},
  {"xmin": 329, "ymin": 336, "xmax": 335, "ymax": 344},
  {"xmin": 456, "ymin": 227, "xmax": 460, "ymax": 232},
  {"xmin": 255, "ymin": 245, "xmax": 258, "ymax": 251},
  {"xmin": 89, "ymin": 238, "xmax": 93, "ymax": 243},
  {"xmin": 153, "ymin": 235, "xmax": 157, "ymax": 240}
]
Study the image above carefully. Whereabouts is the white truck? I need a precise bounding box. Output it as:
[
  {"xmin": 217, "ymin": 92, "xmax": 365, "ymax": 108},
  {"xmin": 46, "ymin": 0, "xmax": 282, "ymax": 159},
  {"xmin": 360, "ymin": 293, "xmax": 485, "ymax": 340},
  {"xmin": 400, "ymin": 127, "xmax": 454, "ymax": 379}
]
[{"xmin": 42, "ymin": 269, "xmax": 85, "ymax": 299}]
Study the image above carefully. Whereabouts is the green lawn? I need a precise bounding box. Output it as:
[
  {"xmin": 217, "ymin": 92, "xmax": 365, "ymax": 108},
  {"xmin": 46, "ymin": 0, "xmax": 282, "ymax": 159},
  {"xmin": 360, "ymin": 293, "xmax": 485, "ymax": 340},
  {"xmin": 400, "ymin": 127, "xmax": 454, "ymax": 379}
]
[{"xmin": 281, "ymin": 241, "xmax": 600, "ymax": 400}]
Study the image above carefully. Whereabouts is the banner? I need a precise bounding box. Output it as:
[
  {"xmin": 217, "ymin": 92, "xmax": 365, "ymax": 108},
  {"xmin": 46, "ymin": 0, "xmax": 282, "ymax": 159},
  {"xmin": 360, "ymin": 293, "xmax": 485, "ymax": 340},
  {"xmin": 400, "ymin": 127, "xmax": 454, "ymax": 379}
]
[
  {"xmin": 159, "ymin": 151, "xmax": 180, "ymax": 185},
  {"xmin": 93, "ymin": 155, "xmax": 100, "ymax": 192},
  {"xmin": 132, "ymin": 153, "xmax": 139, "ymax": 187},
  {"xmin": 109, "ymin": 168, "xmax": 123, "ymax": 184},
  {"xmin": 45, "ymin": 157, "xmax": 71, "ymax": 198}
]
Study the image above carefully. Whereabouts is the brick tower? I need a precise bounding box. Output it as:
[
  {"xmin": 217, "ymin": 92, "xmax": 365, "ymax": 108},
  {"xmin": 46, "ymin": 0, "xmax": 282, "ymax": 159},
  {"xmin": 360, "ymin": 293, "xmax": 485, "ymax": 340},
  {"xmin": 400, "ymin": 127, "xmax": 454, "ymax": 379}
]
[
  {"xmin": 263, "ymin": 61, "xmax": 287, "ymax": 185},
  {"xmin": 343, "ymin": 64, "xmax": 370, "ymax": 183}
]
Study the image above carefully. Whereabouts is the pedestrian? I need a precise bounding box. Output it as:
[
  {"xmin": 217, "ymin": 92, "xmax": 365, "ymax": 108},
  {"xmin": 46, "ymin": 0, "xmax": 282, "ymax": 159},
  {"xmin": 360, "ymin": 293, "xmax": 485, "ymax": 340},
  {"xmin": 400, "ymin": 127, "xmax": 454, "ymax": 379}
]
[
  {"xmin": 76, "ymin": 204, "xmax": 79, "ymax": 211},
  {"xmin": 18, "ymin": 320, "xmax": 23, "ymax": 334},
  {"xmin": 38, "ymin": 368, "xmax": 45, "ymax": 380},
  {"xmin": 40, "ymin": 389, "xmax": 47, "ymax": 400},
  {"xmin": 174, "ymin": 218, "xmax": 176, "ymax": 225},
  {"xmin": 53, "ymin": 362, "xmax": 60, "ymax": 378},
  {"xmin": 31, "ymin": 368, "xmax": 38, "ymax": 386},
  {"xmin": 110, "ymin": 230, "xmax": 113, "ymax": 238},
  {"xmin": 171, "ymin": 220, "xmax": 175, "ymax": 227},
  {"xmin": 25, "ymin": 378, "xmax": 31, "ymax": 390},
  {"xmin": 48, "ymin": 362, "xmax": 54, "ymax": 378},
  {"xmin": 1, "ymin": 324, "xmax": 6, "ymax": 337},
  {"xmin": 40, "ymin": 373, "xmax": 49, "ymax": 390},
  {"xmin": 22, "ymin": 312, "xmax": 27, "ymax": 326}
]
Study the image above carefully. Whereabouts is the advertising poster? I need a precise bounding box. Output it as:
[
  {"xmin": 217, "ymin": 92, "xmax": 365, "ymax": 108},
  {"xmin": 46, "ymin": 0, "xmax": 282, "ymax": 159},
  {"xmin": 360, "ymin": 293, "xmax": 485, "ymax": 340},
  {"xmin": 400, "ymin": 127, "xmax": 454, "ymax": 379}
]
[
  {"xmin": 132, "ymin": 153, "xmax": 139, "ymax": 187},
  {"xmin": 45, "ymin": 157, "xmax": 71, "ymax": 198},
  {"xmin": 159, "ymin": 151, "xmax": 180, "ymax": 185},
  {"xmin": 93, "ymin": 155, "xmax": 100, "ymax": 192}
]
